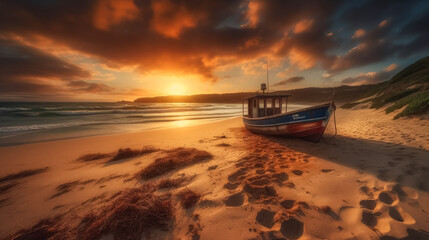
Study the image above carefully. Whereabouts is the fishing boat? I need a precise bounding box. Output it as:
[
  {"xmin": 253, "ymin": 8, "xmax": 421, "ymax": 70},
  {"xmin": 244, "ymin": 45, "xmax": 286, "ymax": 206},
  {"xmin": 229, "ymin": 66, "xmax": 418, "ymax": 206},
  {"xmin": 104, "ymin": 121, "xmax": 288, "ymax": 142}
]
[{"xmin": 242, "ymin": 84, "xmax": 336, "ymax": 142}]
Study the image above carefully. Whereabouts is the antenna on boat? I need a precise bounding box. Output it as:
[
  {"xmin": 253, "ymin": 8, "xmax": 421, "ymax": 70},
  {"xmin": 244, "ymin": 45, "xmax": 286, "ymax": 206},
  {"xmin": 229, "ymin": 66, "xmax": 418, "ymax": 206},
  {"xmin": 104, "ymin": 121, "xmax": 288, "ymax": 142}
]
[{"xmin": 266, "ymin": 57, "xmax": 269, "ymax": 91}]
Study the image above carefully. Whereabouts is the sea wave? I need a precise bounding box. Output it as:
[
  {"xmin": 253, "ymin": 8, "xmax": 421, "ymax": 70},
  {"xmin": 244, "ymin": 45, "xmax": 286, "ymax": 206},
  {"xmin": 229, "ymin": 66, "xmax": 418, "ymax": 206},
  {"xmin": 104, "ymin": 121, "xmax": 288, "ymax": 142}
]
[
  {"xmin": 0, "ymin": 114, "xmax": 238, "ymax": 133},
  {"xmin": 10, "ymin": 108, "xmax": 240, "ymax": 117}
]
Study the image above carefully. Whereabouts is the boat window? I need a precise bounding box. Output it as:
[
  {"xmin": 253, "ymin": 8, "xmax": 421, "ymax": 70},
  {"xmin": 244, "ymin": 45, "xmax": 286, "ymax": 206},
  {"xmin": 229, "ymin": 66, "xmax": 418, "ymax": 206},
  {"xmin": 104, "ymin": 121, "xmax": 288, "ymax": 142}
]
[
  {"xmin": 253, "ymin": 99, "xmax": 257, "ymax": 107},
  {"xmin": 275, "ymin": 98, "xmax": 280, "ymax": 108},
  {"xmin": 266, "ymin": 98, "xmax": 272, "ymax": 108},
  {"xmin": 259, "ymin": 99, "xmax": 264, "ymax": 108},
  {"xmin": 281, "ymin": 97, "xmax": 287, "ymax": 113},
  {"xmin": 243, "ymin": 100, "xmax": 248, "ymax": 116}
]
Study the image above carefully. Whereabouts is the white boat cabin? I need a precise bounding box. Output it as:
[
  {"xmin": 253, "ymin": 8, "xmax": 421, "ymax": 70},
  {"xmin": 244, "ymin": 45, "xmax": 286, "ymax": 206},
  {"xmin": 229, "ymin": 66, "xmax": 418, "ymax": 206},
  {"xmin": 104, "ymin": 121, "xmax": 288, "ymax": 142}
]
[{"xmin": 242, "ymin": 93, "xmax": 290, "ymax": 118}]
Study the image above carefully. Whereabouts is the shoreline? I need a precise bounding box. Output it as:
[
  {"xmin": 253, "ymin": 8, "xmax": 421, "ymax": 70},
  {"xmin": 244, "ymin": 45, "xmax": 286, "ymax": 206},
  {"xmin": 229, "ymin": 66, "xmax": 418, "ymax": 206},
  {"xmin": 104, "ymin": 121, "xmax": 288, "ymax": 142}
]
[
  {"xmin": 0, "ymin": 108, "xmax": 428, "ymax": 239},
  {"xmin": 0, "ymin": 115, "xmax": 242, "ymax": 148}
]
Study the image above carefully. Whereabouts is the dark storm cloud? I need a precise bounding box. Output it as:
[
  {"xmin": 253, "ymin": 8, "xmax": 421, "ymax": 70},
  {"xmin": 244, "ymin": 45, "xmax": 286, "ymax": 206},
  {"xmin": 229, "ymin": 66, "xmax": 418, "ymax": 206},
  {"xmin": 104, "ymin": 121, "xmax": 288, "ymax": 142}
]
[
  {"xmin": 273, "ymin": 76, "xmax": 304, "ymax": 86},
  {"xmin": 332, "ymin": 0, "xmax": 429, "ymax": 73},
  {"xmin": 330, "ymin": 20, "xmax": 398, "ymax": 72},
  {"xmin": 0, "ymin": 37, "xmax": 114, "ymax": 95},
  {"xmin": 0, "ymin": 38, "xmax": 90, "ymax": 80},
  {"xmin": 340, "ymin": 0, "xmax": 421, "ymax": 29},
  {"xmin": 68, "ymin": 80, "xmax": 113, "ymax": 93},
  {"xmin": 0, "ymin": 0, "xmax": 428, "ymax": 96},
  {"xmin": 0, "ymin": 0, "xmax": 342, "ymax": 81},
  {"xmin": 397, "ymin": 13, "xmax": 429, "ymax": 58},
  {"xmin": 0, "ymin": 37, "xmax": 93, "ymax": 94}
]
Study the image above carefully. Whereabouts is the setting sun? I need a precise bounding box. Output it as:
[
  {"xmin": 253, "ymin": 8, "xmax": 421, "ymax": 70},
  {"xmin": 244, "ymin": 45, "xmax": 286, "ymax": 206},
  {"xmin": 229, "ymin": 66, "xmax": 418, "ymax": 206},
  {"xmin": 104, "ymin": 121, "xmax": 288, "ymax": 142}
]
[{"xmin": 167, "ymin": 83, "xmax": 187, "ymax": 95}]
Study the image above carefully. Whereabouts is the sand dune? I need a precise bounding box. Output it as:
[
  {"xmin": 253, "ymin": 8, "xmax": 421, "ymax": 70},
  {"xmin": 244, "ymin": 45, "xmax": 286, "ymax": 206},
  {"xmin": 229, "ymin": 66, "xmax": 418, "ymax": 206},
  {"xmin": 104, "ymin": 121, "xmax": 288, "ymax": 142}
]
[{"xmin": 0, "ymin": 108, "xmax": 428, "ymax": 239}]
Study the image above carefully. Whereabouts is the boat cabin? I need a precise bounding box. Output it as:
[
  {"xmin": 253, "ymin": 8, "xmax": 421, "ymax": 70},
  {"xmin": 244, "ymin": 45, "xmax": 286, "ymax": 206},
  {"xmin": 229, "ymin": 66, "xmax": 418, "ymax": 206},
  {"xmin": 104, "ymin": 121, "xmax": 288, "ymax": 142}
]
[{"xmin": 242, "ymin": 93, "xmax": 290, "ymax": 118}]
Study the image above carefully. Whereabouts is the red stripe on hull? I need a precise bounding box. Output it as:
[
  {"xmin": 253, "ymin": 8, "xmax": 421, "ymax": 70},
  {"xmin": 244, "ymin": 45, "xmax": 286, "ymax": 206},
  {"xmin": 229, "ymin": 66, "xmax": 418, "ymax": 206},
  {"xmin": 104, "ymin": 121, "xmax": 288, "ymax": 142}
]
[{"xmin": 244, "ymin": 119, "xmax": 327, "ymax": 142}]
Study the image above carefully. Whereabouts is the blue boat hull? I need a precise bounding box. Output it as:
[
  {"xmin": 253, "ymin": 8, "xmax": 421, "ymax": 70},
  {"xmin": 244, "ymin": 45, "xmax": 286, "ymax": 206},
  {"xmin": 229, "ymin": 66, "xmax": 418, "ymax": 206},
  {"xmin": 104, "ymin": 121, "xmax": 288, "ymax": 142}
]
[{"xmin": 242, "ymin": 103, "xmax": 335, "ymax": 142}]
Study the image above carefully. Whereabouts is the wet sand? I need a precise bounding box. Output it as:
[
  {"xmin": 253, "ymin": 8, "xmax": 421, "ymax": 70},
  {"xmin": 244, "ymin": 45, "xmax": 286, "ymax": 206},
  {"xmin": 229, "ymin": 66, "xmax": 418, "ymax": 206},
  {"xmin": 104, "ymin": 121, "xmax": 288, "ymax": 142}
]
[{"xmin": 0, "ymin": 108, "xmax": 428, "ymax": 239}]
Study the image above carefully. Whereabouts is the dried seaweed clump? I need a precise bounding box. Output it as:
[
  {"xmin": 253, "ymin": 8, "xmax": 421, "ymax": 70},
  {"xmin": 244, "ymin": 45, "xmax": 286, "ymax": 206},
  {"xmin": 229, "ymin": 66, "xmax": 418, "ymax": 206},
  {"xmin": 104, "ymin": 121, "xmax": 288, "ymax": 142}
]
[
  {"xmin": 6, "ymin": 215, "xmax": 66, "ymax": 240},
  {"xmin": 109, "ymin": 146, "xmax": 159, "ymax": 162},
  {"xmin": 178, "ymin": 188, "xmax": 201, "ymax": 209},
  {"xmin": 80, "ymin": 184, "xmax": 173, "ymax": 240},
  {"xmin": 77, "ymin": 153, "xmax": 111, "ymax": 162},
  {"xmin": 158, "ymin": 177, "xmax": 187, "ymax": 189},
  {"xmin": 0, "ymin": 167, "xmax": 49, "ymax": 183},
  {"xmin": 137, "ymin": 148, "xmax": 213, "ymax": 180}
]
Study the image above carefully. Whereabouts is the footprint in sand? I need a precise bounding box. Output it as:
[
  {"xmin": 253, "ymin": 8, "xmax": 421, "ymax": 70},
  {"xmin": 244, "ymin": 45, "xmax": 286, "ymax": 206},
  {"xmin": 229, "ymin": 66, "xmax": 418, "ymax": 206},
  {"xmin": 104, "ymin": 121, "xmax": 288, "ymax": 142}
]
[
  {"xmin": 359, "ymin": 199, "xmax": 377, "ymax": 210},
  {"xmin": 224, "ymin": 182, "xmax": 240, "ymax": 190},
  {"xmin": 280, "ymin": 200, "xmax": 295, "ymax": 210},
  {"xmin": 388, "ymin": 205, "xmax": 416, "ymax": 225},
  {"xmin": 259, "ymin": 231, "xmax": 285, "ymax": 240},
  {"xmin": 271, "ymin": 173, "xmax": 289, "ymax": 182},
  {"xmin": 256, "ymin": 209, "xmax": 276, "ymax": 228},
  {"xmin": 228, "ymin": 168, "xmax": 248, "ymax": 182},
  {"xmin": 280, "ymin": 217, "xmax": 304, "ymax": 239},
  {"xmin": 224, "ymin": 192, "xmax": 244, "ymax": 207},
  {"xmin": 361, "ymin": 211, "xmax": 377, "ymax": 227},
  {"xmin": 292, "ymin": 170, "xmax": 303, "ymax": 176},
  {"xmin": 378, "ymin": 191, "xmax": 396, "ymax": 205},
  {"xmin": 388, "ymin": 206, "xmax": 404, "ymax": 222},
  {"xmin": 321, "ymin": 169, "xmax": 334, "ymax": 173}
]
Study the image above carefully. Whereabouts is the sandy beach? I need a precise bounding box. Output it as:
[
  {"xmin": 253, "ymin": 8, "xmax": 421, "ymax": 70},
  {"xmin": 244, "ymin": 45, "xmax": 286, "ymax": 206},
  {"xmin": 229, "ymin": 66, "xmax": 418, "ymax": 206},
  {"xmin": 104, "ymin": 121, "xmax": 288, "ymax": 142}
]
[{"xmin": 0, "ymin": 108, "xmax": 428, "ymax": 240}]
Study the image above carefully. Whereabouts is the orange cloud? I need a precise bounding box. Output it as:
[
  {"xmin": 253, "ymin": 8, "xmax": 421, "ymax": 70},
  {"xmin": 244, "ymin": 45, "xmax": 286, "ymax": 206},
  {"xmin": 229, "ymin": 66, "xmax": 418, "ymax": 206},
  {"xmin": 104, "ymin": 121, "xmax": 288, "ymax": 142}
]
[
  {"xmin": 293, "ymin": 19, "xmax": 314, "ymax": 34},
  {"xmin": 352, "ymin": 29, "xmax": 366, "ymax": 39},
  {"xmin": 244, "ymin": 0, "xmax": 262, "ymax": 28},
  {"xmin": 288, "ymin": 48, "xmax": 316, "ymax": 70},
  {"xmin": 151, "ymin": 0, "xmax": 201, "ymax": 38},
  {"xmin": 379, "ymin": 19, "xmax": 389, "ymax": 28},
  {"xmin": 384, "ymin": 63, "xmax": 398, "ymax": 72},
  {"xmin": 93, "ymin": 0, "xmax": 139, "ymax": 30}
]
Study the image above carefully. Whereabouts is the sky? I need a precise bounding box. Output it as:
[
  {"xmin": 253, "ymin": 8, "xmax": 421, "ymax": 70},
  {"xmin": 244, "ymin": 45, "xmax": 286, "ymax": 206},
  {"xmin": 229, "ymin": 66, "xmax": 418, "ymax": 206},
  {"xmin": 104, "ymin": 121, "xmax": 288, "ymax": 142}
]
[{"xmin": 0, "ymin": 0, "xmax": 428, "ymax": 102}]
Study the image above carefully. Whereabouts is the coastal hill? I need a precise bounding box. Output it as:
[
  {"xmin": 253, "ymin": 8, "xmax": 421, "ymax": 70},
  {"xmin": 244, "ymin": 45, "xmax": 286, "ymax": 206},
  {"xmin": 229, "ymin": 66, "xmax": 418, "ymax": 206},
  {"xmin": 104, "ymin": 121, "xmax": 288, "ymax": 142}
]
[
  {"xmin": 342, "ymin": 56, "xmax": 429, "ymax": 118},
  {"xmin": 134, "ymin": 85, "xmax": 373, "ymax": 104}
]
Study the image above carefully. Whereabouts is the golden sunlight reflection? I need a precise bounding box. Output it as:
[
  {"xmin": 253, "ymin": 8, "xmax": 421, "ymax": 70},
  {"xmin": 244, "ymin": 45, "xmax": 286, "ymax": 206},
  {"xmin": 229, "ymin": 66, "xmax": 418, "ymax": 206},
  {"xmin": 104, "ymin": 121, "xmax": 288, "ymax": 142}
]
[{"xmin": 170, "ymin": 119, "xmax": 193, "ymax": 128}]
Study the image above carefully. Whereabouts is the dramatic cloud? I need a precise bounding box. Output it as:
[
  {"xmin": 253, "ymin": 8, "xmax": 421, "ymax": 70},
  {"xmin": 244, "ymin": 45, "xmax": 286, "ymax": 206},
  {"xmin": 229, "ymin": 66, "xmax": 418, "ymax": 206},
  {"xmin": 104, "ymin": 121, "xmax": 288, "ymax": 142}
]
[
  {"xmin": 0, "ymin": 0, "xmax": 428, "ymax": 99},
  {"xmin": 352, "ymin": 29, "xmax": 366, "ymax": 39},
  {"xmin": 0, "ymin": 37, "xmax": 92, "ymax": 94},
  {"xmin": 93, "ymin": 0, "xmax": 139, "ymax": 30},
  {"xmin": 341, "ymin": 63, "xmax": 399, "ymax": 85},
  {"xmin": 330, "ymin": 20, "xmax": 397, "ymax": 72},
  {"xmin": 273, "ymin": 76, "xmax": 304, "ymax": 86}
]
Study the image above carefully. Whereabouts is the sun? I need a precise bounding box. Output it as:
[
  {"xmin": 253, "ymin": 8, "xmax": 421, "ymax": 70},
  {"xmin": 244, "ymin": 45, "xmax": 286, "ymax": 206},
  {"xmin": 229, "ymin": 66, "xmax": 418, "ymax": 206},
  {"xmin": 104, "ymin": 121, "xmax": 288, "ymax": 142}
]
[{"xmin": 167, "ymin": 83, "xmax": 187, "ymax": 95}]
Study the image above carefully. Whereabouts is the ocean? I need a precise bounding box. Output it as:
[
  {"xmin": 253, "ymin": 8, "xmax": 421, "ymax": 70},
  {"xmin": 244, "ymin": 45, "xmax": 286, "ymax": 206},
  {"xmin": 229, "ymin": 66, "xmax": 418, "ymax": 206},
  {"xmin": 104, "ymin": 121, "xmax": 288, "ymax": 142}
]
[{"xmin": 0, "ymin": 102, "xmax": 306, "ymax": 146}]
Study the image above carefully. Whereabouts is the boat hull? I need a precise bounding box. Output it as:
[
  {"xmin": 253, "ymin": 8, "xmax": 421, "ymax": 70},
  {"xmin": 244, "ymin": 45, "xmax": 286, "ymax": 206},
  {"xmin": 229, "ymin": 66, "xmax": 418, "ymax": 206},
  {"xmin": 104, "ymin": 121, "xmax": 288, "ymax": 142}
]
[{"xmin": 243, "ymin": 103, "xmax": 335, "ymax": 142}]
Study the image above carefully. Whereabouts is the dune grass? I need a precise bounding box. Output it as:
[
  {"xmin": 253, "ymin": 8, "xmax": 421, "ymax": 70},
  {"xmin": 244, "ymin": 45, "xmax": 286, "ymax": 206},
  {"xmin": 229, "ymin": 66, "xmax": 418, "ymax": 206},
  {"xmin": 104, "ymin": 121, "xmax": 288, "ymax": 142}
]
[
  {"xmin": 341, "ymin": 56, "xmax": 429, "ymax": 118},
  {"xmin": 369, "ymin": 87, "xmax": 421, "ymax": 109},
  {"xmin": 136, "ymin": 148, "xmax": 213, "ymax": 180},
  {"xmin": 386, "ymin": 91, "xmax": 429, "ymax": 119}
]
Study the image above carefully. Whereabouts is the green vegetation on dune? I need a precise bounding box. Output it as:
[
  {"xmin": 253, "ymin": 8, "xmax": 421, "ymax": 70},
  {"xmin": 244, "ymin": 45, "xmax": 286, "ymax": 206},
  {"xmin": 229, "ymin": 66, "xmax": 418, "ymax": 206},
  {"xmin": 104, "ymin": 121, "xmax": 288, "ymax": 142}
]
[
  {"xmin": 341, "ymin": 56, "xmax": 429, "ymax": 118},
  {"xmin": 386, "ymin": 91, "xmax": 429, "ymax": 119},
  {"xmin": 369, "ymin": 87, "xmax": 422, "ymax": 109}
]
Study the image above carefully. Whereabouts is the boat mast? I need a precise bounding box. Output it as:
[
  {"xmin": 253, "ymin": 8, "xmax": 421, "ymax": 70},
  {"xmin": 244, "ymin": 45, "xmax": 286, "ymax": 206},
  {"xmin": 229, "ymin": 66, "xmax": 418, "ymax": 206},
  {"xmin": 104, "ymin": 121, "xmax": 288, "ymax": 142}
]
[{"xmin": 266, "ymin": 57, "xmax": 269, "ymax": 92}]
